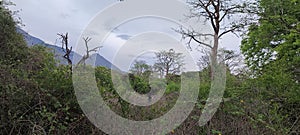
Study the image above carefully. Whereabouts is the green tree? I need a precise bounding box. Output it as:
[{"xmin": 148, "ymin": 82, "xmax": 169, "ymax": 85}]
[
  {"xmin": 241, "ymin": 0, "xmax": 300, "ymax": 133},
  {"xmin": 0, "ymin": 3, "xmax": 29, "ymax": 65},
  {"xmin": 241, "ymin": 0, "xmax": 300, "ymax": 77}
]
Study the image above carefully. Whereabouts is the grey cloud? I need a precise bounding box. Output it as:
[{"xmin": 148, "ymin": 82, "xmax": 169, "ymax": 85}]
[
  {"xmin": 117, "ymin": 34, "xmax": 131, "ymax": 40},
  {"xmin": 60, "ymin": 13, "xmax": 70, "ymax": 19}
]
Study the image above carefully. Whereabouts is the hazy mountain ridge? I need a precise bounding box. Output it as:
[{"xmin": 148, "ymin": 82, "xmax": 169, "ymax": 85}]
[{"xmin": 17, "ymin": 28, "xmax": 120, "ymax": 70}]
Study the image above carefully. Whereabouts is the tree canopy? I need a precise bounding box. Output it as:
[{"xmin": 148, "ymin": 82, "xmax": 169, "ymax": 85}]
[
  {"xmin": 153, "ymin": 49, "xmax": 184, "ymax": 77},
  {"xmin": 241, "ymin": 0, "xmax": 300, "ymax": 78}
]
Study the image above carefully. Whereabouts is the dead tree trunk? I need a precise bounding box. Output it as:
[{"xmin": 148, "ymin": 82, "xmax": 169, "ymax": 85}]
[
  {"xmin": 178, "ymin": 0, "xmax": 255, "ymax": 80},
  {"xmin": 58, "ymin": 33, "xmax": 72, "ymax": 71},
  {"xmin": 76, "ymin": 37, "xmax": 101, "ymax": 66}
]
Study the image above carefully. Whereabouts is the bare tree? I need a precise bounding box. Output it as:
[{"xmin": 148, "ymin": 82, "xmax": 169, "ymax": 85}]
[
  {"xmin": 221, "ymin": 49, "xmax": 243, "ymax": 72},
  {"xmin": 57, "ymin": 33, "xmax": 72, "ymax": 71},
  {"xmin": 153, "ymin": 49, "xmax": 184, "ymax": 78},
  {"xmin": 197, "ymin": 48, "xmax": 211, "ymax": 71},
  {"xmin": 76, "ymin": 37, "xmax": 101, "ymax": 66},
  {"xmin": 178, "ymin": 0, "xmax": 256, "ymax": 79},
  {"xmin": 198, "ymin": 48, "xmax": 243, "ymax": 73}
]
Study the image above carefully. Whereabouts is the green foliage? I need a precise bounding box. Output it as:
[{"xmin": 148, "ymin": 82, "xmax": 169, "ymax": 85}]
[
  {"xmin": 0, "ymin": 4, "xmax": 100, "ymax": 134},
  {"xmin": 198, "ymin": 68, "xmax": 211, "ymax": 100},
  {"xmin": 238, "ymin": 64, "xmax": 299, "ymax": 133},
  {"xmin": 0, "ymin": 6, "xmax": 29, "ymax": 65},
  {"xmin": 241, "ymin": 0, "xmax": 300, "ymax": 76},
  {"xmin": 95, "ymin": 66, "xmax": 114, "ymax": 92},
  {"xmin": 128, "ymin": 73, "xmax": 151, "ymax": 94},
  {"xmin": 240, "ymin": 0, "xmax": 300, "ymax": 133},
  {"xmin": 165, "ymin": 81, "xmax": 180, "ymax": 94}
]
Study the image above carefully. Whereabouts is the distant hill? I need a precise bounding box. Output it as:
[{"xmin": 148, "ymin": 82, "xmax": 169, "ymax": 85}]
[
  {"xmin": 17, "ymin": 28, "xmax": 120, "ymax": 70},
  {"xmin": 16, "ymin": 28, "xmax": 44, "ymax": 47}
]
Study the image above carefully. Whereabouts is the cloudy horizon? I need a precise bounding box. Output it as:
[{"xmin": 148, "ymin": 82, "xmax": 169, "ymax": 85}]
[{"xmin": 7, "ymin": 0, "xmax": 242, "ymax": 71}]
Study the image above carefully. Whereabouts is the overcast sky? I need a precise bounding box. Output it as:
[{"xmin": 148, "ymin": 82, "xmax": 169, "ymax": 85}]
[{"xmin": 8, "ymin": 0, "xmax": 242, "ymax": 71}]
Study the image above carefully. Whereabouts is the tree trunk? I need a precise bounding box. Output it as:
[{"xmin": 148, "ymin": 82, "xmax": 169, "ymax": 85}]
[{"xmin": 210, "ymin": 33, "xmax": 219, "ymax": 80}]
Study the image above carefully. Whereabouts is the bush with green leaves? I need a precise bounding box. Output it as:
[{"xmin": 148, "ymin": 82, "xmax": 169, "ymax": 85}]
[
  {"xmin": 165, "ymin": 81, "xmax": 180, "ymax": 94},
  {"xmin": 128, "ymin": 73, "xmax": 151, "ymax": 94}
]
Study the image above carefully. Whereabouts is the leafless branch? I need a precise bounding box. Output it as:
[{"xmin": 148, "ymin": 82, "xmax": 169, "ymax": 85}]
[
  {"xmin": 218, "ymin": 26, "xmax": 239, "ymax": 38},
  {"xmin": 76, "ymin": 37, "xmax": 102, "ymax": 66},
  {"xmin": 176, "ymin": 27, "xmax": 213, "ymax": 49},
  {"xmin": 57, "ymin": 33, "xmax": 72, "ymax": 71}
]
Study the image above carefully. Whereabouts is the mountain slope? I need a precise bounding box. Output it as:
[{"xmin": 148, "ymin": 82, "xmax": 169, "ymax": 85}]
[{"xmin": 17, "ymin": 28, "xmax": 119, "ymax": 70}]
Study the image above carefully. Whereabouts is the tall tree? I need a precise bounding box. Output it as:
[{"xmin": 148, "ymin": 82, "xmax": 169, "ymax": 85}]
[
  {"xmin": 0, "ymin": 2, "xmax": 28, "ymax": 64},
  {"xmin": 241, "ymin": 0, "xmax": 300, "ymax": 79},
  {"xmin": 241, "ymin": 0, "xmax": 300, "ymax": 133},
  {"xmin": 153, "ymin": 49, "xmax": 184, "ymax": 78},
  {"xmin": 179, "ymin": 0, "xmax": 256, "ymax": 79}
]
